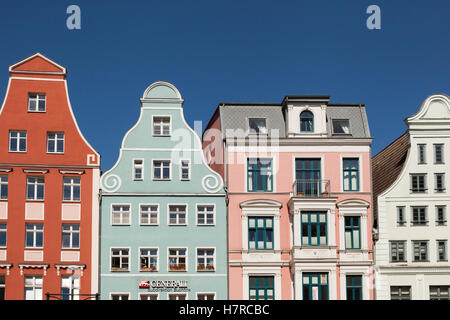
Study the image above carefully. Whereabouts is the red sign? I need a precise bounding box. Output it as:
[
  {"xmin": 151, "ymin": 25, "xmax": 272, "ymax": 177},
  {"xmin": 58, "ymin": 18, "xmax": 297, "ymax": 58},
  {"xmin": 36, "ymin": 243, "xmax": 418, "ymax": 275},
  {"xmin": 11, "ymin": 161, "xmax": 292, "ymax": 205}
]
[{"xmin": 139, "ymin": 280, "xmax": 150, "ymax": 288}]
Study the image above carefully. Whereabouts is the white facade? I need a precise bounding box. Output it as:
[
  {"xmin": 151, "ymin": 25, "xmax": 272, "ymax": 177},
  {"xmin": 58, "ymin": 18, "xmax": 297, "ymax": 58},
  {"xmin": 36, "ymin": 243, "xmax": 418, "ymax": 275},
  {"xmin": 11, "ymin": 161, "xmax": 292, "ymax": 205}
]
[{"xmin": 374, "ymin": 94, "xmax": 450, "ymax": 300}]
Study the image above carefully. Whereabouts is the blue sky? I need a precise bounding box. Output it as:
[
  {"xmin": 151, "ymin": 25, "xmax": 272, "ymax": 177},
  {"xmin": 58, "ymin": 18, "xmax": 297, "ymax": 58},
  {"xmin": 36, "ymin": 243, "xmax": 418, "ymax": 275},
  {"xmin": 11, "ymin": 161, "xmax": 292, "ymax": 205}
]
[{"xmin": 0, "ymin": 0, "xmax": 448, "ymax": 171}]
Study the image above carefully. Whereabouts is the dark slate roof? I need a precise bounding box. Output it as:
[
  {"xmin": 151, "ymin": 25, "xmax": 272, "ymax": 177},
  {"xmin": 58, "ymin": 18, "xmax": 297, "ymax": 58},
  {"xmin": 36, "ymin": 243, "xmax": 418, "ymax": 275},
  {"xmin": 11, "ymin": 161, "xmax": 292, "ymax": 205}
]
[{"xmin": 326, "ymin": 105, "xmax": 371, "ymax": 138}]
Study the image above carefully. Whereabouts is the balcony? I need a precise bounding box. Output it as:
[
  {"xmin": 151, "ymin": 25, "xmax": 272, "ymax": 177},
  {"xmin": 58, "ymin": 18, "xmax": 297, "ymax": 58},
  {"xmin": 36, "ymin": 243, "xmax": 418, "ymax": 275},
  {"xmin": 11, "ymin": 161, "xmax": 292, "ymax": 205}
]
[{"xmin": 292, "ymin": 179, "xmax": 330, "ymax": 197}]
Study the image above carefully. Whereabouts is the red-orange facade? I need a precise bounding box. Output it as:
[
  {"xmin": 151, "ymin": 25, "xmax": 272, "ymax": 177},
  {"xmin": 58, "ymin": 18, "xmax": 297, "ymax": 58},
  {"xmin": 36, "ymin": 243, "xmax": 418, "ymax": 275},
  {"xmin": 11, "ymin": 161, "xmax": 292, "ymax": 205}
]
[{"xmin": 0, "ymin": 53, "xmax": 100, "ymax": 300}]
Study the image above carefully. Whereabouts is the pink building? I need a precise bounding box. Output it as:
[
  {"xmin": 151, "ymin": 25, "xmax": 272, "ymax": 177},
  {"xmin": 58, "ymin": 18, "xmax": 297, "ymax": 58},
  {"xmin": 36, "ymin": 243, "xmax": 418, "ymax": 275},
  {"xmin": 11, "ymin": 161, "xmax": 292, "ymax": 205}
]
[{"xmin": 203, "ymin": 95, "xmax": 374, "ymax": 300}]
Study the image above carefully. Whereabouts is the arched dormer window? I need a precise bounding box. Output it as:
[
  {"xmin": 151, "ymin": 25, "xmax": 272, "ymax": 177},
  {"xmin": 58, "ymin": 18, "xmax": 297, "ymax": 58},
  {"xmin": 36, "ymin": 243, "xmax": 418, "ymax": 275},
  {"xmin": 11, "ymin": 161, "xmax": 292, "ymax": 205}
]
[{"xmin": 300, "ymin": 110, "xmax": 314, "ymax": 132}]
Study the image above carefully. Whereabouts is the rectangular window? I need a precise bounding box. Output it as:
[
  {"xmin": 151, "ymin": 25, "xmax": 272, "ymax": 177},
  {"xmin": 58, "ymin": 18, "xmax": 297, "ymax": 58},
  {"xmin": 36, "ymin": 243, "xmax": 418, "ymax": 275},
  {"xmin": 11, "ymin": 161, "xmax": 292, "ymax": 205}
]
[
  {"xmin": 0, "ymin": 274, "xmax": 4, "ymax": 300},
  {"xmin": 63, "ymin": 177, "xmax": 81, "ymax": 201},
  {"xmin": 25, "ymin": 223, "xmax": 43, "ymax": 248},
  {"xmin": 197, "ymin": 248, "xmax": 215, "ymax": 271},
  {"xmin": 153, "ymin": 160, "xmax": 171, "ymax": 180},
  {"xmin": 301, "ymin": 212, "xmax": 327, "ymax": 246},
  {"xmin": 140, "ymin": 294, "xmax": 158, "ymax": 300},
  {"xmin": 435, "ymin": 173, "xmax": 445, "ymax": 192},
  {"xmin": 111, "ymin": 294, "xmax": 129, "ymax": 300},
  {"xmin": 295, "ymin": 158, "xmax": 321, "ymax": 196},
  {"xmin": 411, "ymin": 206, "xmax": 427, "ymax": 225},
  {"xmin": 303, "ymin": 273, "xmax": 328, "ymax": 300},
  {"xmin": 140, "ymin": 204, "xmax": 158, "ymax": 225},
  {"xmin": 28, "ymin": 93, "xmax": 46, "ymax": 112},
  {"xmin": 344, "ymin": 216, "xmax": 361, "ymax": 249},
  {"xmin": 24, "ymin": 276, "xmax": 43, "ymax": 300},
  {"xmin": 0, "ymin": 176, "xmax": 8, "ymax": 200},
  {"xmin": 61, "ymin": 275, "xmax": 80, "ymax": 300},
  {"xmin": 346, "ymin": 275, "xmax": 362, "ymax": 300},
  {"xmin": 26, "ymin": 176, "xmax": 44, "ymax": 201},
  {"xmin": 434, "ymin": 144, "xmax": 444, "ymax": 164},
  {"xmin": 437, "ymin": 240, "xmax": 447, "ymax": 261},
  {"xmin": 168, "ymin": 293, "xmax": 186, "ymax": 300},
  {"xmin": 111, "ymin": 248, "xmax": 129, "ymax": 271},
  {"xmin": 0, "ymin": 223, "xmax": 6, "ymax": 248},
  {"xmin": 61, "ymin": 224, "xmax": 80, "ymax": 249},
  {"xmin": 411, "ymin": 174, "xmax": 426, "ymax": 192},
  {"xmin": 413, "ymin": 241, "xmax": 428, "ymax": 262},
  {"xmin": 436, "ymin": 206, "xmax": 447, "ymax": 226},
  {"xmin": 168, "ymin": 205, "xmax": 187, "ymax": 225},
  {"xmin": 9, "ymin": 130, "xmax": 27, "ymax": 152},
  {"xmin": 168, "ymin": 248, "xmax": 187, "ymax": 271},
  {"xmin": 47, "ymin": 132, "xmax": 64, "ymax": 153},
  {"xmin": 397, "ymin": 206, "xmax": 406, "ymax": 225},
  {"xmin": 430, "ymin": 286, "xmax": 450, "ymax": 300},
  {"xmin": 390, "ymin": 286, "xmax": 411, "ymax": 300},
  {"xmin": 247, "ymin": 158, "xmax": 273, "ymax": 192},
  {"xmin": 133, "ymin": 160, "xmax": 143, "ymax": 180},
  {"xmin": 249, "ymin": 276, "xmax": 274, "ymax": 300},
  {"xmin": 332, "ymin": 119, "xmax": 350, "ymax": 134},
  {"xmin": 343, "ymin": 158, "xmax": 359, "ymax": 191},
  {"xmin": 197, "ymin": 293, "xmax": 215, "ymax": 300},
  {"xmin": 248, "ymin": 118, "xmax": 267, "ymax": 135},
  {"xmin": 180, "ymin": 160, "xmax": 190, "ymax": 180},
  {"xmin": 390, "ymin": 241, "xmax": 406, "ymax": 262},
  {"xmin": 197, "ymin": 205, "xmax": 215, "ymax": 225},
  {"xmin": 140, "ymin": 248, "xmax": 158, "ymax": 271},
  {"xmin": 153, "ymin": 116, "xmax": 171, "ymax": 136},
  {"xmin": 418, "ymin": 144, "xmax": 426, "ymax": 164},
  {"xmin": 248, "ymin": 217, "xmax": 273, "ymax": 250},
  {"xmin": 111, "ymin": 205, "xmax": 130, "ymax": 225}
]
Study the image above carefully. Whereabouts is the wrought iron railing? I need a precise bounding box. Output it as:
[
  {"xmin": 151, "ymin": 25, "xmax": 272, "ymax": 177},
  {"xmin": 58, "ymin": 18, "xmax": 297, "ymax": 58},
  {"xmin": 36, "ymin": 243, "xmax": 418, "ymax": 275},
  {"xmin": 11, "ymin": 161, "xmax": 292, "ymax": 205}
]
[
  {"xmin": 45, "ymin": 292, "xmax": 100, "ymax": 300},
  {"xmin": 293, "ymin": 179, "xmax": 330, "ymax": 197}
]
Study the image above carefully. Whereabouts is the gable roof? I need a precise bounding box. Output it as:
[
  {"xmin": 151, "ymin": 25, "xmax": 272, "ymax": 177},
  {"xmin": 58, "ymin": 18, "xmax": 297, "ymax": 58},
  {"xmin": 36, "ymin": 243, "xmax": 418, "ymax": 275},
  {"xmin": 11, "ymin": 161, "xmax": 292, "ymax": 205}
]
[{"xmin": 9, "ymin": 53, "xmax": 66, "ymax": 75}]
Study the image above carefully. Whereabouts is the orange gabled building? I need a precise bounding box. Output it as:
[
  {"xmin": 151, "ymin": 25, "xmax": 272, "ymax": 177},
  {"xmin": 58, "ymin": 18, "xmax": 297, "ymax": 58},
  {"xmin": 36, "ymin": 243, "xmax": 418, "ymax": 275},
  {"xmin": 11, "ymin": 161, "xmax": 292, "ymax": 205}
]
[{"xmin": 0, "ymin": 53, "xmax": 100, "ymax": 300}]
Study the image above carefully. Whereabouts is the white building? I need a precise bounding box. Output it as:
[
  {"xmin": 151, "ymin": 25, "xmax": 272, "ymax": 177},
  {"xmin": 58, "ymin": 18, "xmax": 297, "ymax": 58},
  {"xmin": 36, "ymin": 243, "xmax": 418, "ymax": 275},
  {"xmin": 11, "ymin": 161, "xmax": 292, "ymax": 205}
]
[{"xmin": 373, "ymin": 94, "xmax": 450, "ymax": 300}]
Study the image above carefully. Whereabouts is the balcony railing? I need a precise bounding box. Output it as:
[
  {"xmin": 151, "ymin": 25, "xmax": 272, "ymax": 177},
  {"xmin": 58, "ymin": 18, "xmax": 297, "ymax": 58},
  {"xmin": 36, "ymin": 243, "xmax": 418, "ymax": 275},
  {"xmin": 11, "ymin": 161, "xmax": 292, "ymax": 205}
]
[{"xmin": 293, "ymin": 179, "xmax": 330, "ymax": 197}]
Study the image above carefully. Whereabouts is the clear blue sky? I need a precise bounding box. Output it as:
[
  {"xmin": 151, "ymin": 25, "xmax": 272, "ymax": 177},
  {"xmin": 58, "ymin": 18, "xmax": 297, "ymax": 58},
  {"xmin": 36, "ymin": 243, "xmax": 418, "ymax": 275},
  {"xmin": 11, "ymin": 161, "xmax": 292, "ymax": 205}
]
[{"xmin": 0, "ymin": 0, "xmax": 448, "ymax": 171}]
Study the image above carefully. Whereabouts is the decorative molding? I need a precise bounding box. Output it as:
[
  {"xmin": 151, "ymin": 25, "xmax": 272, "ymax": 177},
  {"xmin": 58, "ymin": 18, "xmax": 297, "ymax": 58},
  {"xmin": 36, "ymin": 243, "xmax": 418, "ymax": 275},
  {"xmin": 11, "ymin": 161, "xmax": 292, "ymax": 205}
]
[
  {"xmin": 18, "ymin": 263, "xmax": 49, "ymax": 275},
  {"xmin": 0, "ymin": 168, "xmax": 12, "ymax": 172},
  {"xmin": 0, "ymin": 263, "xmax": 12, "ymax": 275},
  {"xmin": 55, "ymin": 264, "xmax": 86, "ymax": 276},
  {"xmin": 23, "ymin": 168, "xmax": 49, "ymax": 174},
  {"xmin": 101, "ymin": 174, "xmax": 122, "ymax": 193},
  {"xmin": 59, "ymin": 169, "xmax": 85, "ymax": 175}
]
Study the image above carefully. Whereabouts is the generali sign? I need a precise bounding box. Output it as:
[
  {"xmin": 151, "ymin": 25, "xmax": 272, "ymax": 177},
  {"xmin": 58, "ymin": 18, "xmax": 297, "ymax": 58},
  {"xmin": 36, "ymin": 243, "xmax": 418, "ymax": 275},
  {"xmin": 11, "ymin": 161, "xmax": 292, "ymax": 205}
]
[{"xmin": 139, "ymin": 280, "xmax": 190, "ymax": 292}]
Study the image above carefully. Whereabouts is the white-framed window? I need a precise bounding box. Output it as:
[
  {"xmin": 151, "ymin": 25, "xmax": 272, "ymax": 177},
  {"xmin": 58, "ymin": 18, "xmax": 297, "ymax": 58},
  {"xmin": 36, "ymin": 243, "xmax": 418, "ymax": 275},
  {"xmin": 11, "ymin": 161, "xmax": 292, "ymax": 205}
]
[
  {"xmin": 133, "ymin": 159, "xmax": 144, "ymax": 180},
  {"xmin": 63, "ymin": 177, "xmax": 81, "ymax": 202},
  {"xmin": 180, "ymin": 160, "xmax": 190, "ymax": 180},
  {"xmin": 28, "ymin": 93, "xmax": 46, "ymax": 112},
  {"xmin": 140, "ymin": 204, "xmax": 158, "ymax": 225},
  {"xmin": 24, "ymin": 275, "xmax": 43, "ymax": 300},
  {"xmin": 413, "ymin": 240, "xmax": 428, "ymax": 262},
  {"xmin": 437, "ymin": 240, "xmax": 448, "ymax": 262},
  {"xmin": 9, "ymin": 130, "xmax": 27, "ymax": 152},
  {"xmin": 111, "ymin": 205, "xmax": 131, "ymax": 225},
  {"xmin": 47, "ymin": 132, "xmax": 64, "ymax": 154},
  {"xmin": 418, "ymin": 144, "xmax": 426, "ymax": 164},
  {"xmin": 25, "ymin": 223, "xmax": 43, "ymax": 248},
  {"xmin": 26, "ymin": 176, "xmax": 45, "ymax": 201},
  {"xmin": 111, "ymin": 248, "xmax": 130, "ymax": 271},
  {"xmin": 196, "ymin": 204, "xmax": 215, "ymax": 225},
  {"xmin": 410, "ymin": 174, "xmax": 427, "ymax": 193},
  {"xmin": 168, "ymin": 248, "xmax": 187, "ymax": 272},
  {"xmin": 434, "ymin": 144, "xmax": 444, "ymax": 164},
  {"xmin": 411, "ymin": 206, "xmax": 427, "ymax": 225},
  {"xmin": 397, "ymin": 206, "xmax": 406, "ymax": 226},
  {"xmin": 0, "ymin": 175, "xmax": 7, "ymax": 200},
  {"xmin": 196, "ymin": 248, "xmax": 215, "ymax": 272},
  {"xmin": 61, "ymin": 224, "xmax": 80, "ymax": 249},
  {"xmin": 197, "ymin": 293, "xmax": 215, "ymax": 300},
  {"xmin": 248, "ymin": 118, "xmax": 268, "ymax": 135},
  {"xmin": 140, "ymin": 248, "xmax": 158, "ymax": 272},
  {"xmin": 111, "ymin": 293, "xmax": 129, "ymax": 300},
  {"xmin": 140, "ymin": 293, "xmax": 158, "ymax": 300},
  {"xmin": 153, "ymin": 160, "xmax": 171, "ymax": 180},
  {"xmin": 168, "ymin": 293, "xmax": 186, "ymax": 300},
  {"xmin": 430, "ymin": 286, "xmax": 450, "ymax": 300},
  {"xmin": 153, "ymin": 116, "xmax": 171, "ymax": 136},
  {"xmin": 0, "ymin": 223, "xmax": 6, "ymax": 248},
  {"xmin": 436, "ymin": 205, "xmax": 447, "ymax": 226},
  {"xmin": 168, "ymin": 205, "xmax": 187, "ymax": 225},
  {"xmin": 61, "ymin": 275, "xmax": 80, "ymax": 300},
  {"xmin": 435, "ymin": 173, "xmax": 445, "ymax": 192}
]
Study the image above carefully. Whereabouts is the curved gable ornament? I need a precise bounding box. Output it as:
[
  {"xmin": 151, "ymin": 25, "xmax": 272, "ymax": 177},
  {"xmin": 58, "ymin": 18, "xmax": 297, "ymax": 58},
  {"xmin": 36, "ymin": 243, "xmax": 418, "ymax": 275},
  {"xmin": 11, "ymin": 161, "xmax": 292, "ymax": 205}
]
[
  {"xmin": 140, "ymin": 81, "xmax": 184, "ymax": 104},
  {"xmin": 406, "ymin": 94, "xmax": 450, "ymax": 122},
  {"xmin": 100, "ymin": 173, "xmax": 122, "ymax": 193}
]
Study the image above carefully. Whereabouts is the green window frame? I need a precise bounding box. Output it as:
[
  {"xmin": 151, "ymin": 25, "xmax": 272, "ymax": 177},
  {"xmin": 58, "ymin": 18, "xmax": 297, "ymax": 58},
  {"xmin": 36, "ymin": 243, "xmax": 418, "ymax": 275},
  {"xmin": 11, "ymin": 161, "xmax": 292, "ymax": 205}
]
[
  {"xmin": 346, "ymin": 275, "xmax": 363, "ymax": 300},
  {"xmin": 248, "ymin": 217, "xmax": 273, "ymax": 250},
  {"xmin": 344, "ymin": 216, "xmax": 361, "ymax": 249},
  {"xmin": 249, "ymin": 276, "xmax": 274, "ymax": 300},
  {"xmin": 247, "ymin": 158, "xmax": 273, "ymax": 192},
  {"xmin": 301, "ymin": 212, "xmax": 327, "ymax": 246},
  {"xmin": 302, "ymin": 273, "xmax": 328, "ymax": 300},
  {"xmin": 343, "ymin": 158, "xmax": 359, "ymax": 191},
  {"xmin": 300, "ymin": 110, "xmax": 314, "ymax": 132},
  {"xmin": 295, "ymin": 158, "xmax": 321, "ymax": 196}
]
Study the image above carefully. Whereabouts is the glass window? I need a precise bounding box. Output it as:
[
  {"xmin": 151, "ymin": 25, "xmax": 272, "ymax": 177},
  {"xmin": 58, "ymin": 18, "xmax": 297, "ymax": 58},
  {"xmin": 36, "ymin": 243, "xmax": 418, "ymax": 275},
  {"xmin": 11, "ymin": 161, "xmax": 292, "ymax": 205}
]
[
  {"xmin": 301, "ymin": 212, "xmax": 327, "ymax": 246},
  {"xmin": 24, "ymin": 276, "xmax": 43, "ymax": 300},
  {"xmin": 63, "ymin": 177, "xmax": 80, "ymax": 201},
  {"xmin": 9, "ymin": 130, "xmax": 27, "ymax": 152},
  {"xmin": 303, "ymin": 273, "xmax": 328, "ymax": 300},
  {"xmin": 397, "ymin": 206, "xmax": 406, "ymax": 225},
  {"xmin": 390, "ymin": 241, "xmax": 406, "ymax": 262},
  {"xmin": 111, "ymin": 205, "xmax": 130, "ymax": 225},
  {"xmin": 168, "ymin": 293, "xmax": 186, "ymax": 300},
  {"xmin": 248, "ymin": 217, "xmax": 273, "ymax": 250},
  {"xmin": 418, "ymin": 144, "xmax": 426, "ymax": 164},
  {"xmin": 436, "ymin": 206, "xmax": 447, "ymax": 226},
  {"xmin": 61, "ymin": 275, "xmax": 80, "ymax": 300},
  {"xmin": 300, "ymin": 111, "xmax": 314, "ymax": 132},
  {"xmin": 47, "ymin": 132, "xmax": 64, "ymax": 153},
  {"xmin": 140, "ymin": 205, "xmax": 158, "ymax": 225},
  {"xmin": 111, "ymin": 248, "xmax": 129, "ymax": 271},
  {"xmin": 26, "ymin": 176, "xmax": 44, "ymax": 201},
  {"xmin": 168, "ymin": 248, "xmax": 187, "ymax": 271},
  {"xmin": 197, "ymin": 293, "xmax": 215, "ymax": 300},
  {"xmin": 343, "ymin": 158, "xmax": 359, "ymax": 191},
  {"xmin": 332, "ymin": 119, "xmax": 350, "ymax": 134},
  {"xmin": 430, "ymin": 286, "xmax": 450, "ymax": 300},
  {"xmin": 153, "ymin": 117, "xmax": 171, "ymax": 136},
  {"xmin": 28, "ymin": 93, "xmax": 46, "ymax": 112},
  {"xmin": 62, "ymin": 224, "xmax": 80, "ymax": 249},
  {"xmin": 437, "ymin": 240, "xmax": 447, "ymax": 262},
  {"xmin": 197, "ymin": 205, "xmax": 215, "ymax": 225},
  {"xmin": 346, "ymin": 275, "xmax": 362, "ymax": 300},
  {"xmin": 345, "ymin": 216, "xmax": 361, "ymax": 249},
  {"xmin": 434, "ymin": 144, "xmax": 444, "ymax": 164},
  {"xmin": 153, "ymin": 160, "xmax": 170, "ymax": 180},
  {"xmin": 249, "ymin": 118, "xmax": 267, "ymax": 134},
  {"xmin": 435, "ymin": 173, "xmax": 445, "ymax": 192},
  {"xmin": 180, "ymin": 160, "xmax": 190, "ymax": 180},
  {"xmin": 133, "ymin": 160, "xmax": 143, "ymax": 180},
  {"xmin": 0, "ymin": 176, "xmax": 8, "ymax": 200},
  {"xmin": 0, "ymin": 223, "xmax": 6, "ymax": 248},
  {"xmin": 197, "ymin": 248, "xmax": 215, "ymax": 271},
  {"xmin": 249, "ymin": 276, "xmax": 274, "ymax": 300},
  {"xmin": 168, "ymin": 205, "xmax": 187, "ymax": 225},
  {"xmin": 411, "ymin": 206, "xmax": 427, "ymax": 225},
  {"xmin": 390, "ymin": 286, "xmax": 411, "ymax": 300},
  {"xmin": 0, "ymin": 274, "xmax": 5, "ymax": 300},
  {"xmin": 140, "ymin": 248, "xmax": 158, "ymax": 271},
  {"xmin": 295, "ymin": 158, "xmax": 321, "ymax": 196},
  {"xmin": 247, "ymin": 158, "xmax": 272, "ymax": 192},
  {"xmin": 111, "ymin": 294, "xmax": 129, "ymax": 300},
  {"xmin": 413, "ymin": 241, "xmax": 428, "ymax": 261},
  {"xmin": 410, "ymin": 174, "xmax": 426, "ymax": 192},
  {"xmin": 25, "ymin": 224, "xmax": 43, "ymax": 248},
  {"xmin": 140, "ymin": 294, "xmax": 158, "ymax": 300}
]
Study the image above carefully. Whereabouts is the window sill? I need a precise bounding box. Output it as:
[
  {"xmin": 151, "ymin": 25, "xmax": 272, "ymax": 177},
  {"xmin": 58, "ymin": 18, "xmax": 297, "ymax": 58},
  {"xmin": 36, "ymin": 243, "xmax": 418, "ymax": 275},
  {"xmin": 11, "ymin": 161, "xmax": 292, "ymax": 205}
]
[
  {"xmin": 25, "ymin": 200, "xmax": 44, "ymax": 202},
  {"xmin": 46, "ymin": 152, "xmax": 65, "ymax": 155},
  {"xmin": 168, "ymin": 224, "xmax": 187, "ymax": 226},
  {"xmin": 8, "ymin": 151, "xmax": 27, "ymax": 153},
  {"xmin": 61, "ymin": 248, "xmax": 80, "ymax": 251},
  {"xmin": 111, "ymin": 269, "xmax": 129, "ymax": 272},
  {"xmin": 62, "ymin": 200, "xmax": 81, "ymax": 203}
]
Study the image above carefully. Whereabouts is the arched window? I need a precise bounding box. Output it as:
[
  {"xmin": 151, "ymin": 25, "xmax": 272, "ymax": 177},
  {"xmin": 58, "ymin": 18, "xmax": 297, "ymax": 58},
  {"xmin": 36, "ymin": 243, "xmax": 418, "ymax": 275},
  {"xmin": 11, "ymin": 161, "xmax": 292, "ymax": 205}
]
[{"xmin": 300, "ymin": 110, "xmax": 314, "ymax": 132}]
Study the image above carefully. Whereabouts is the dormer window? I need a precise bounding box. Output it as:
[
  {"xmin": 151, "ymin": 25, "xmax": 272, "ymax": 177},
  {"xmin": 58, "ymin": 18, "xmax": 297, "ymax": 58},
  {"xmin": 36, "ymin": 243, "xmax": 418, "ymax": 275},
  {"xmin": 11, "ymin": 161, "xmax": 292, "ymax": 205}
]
[
  {"xmin": 300, "ymin": 111, "xmax": 314, "ymax": 132},
  {"xmin": 332, "ymin": 119, "xmax": 350, "ymax": 134},
  {"xmin": 249, "ymin": 118, "xmax": 267, "ymax": 135}
]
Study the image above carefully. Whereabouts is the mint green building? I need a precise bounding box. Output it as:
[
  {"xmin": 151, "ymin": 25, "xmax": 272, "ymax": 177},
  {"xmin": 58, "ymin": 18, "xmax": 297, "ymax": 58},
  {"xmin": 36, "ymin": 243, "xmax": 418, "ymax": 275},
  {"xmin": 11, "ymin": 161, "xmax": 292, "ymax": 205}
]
[{"xmin": 99, "ymin": 81, "xmax": 227, "ymax": 300}]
